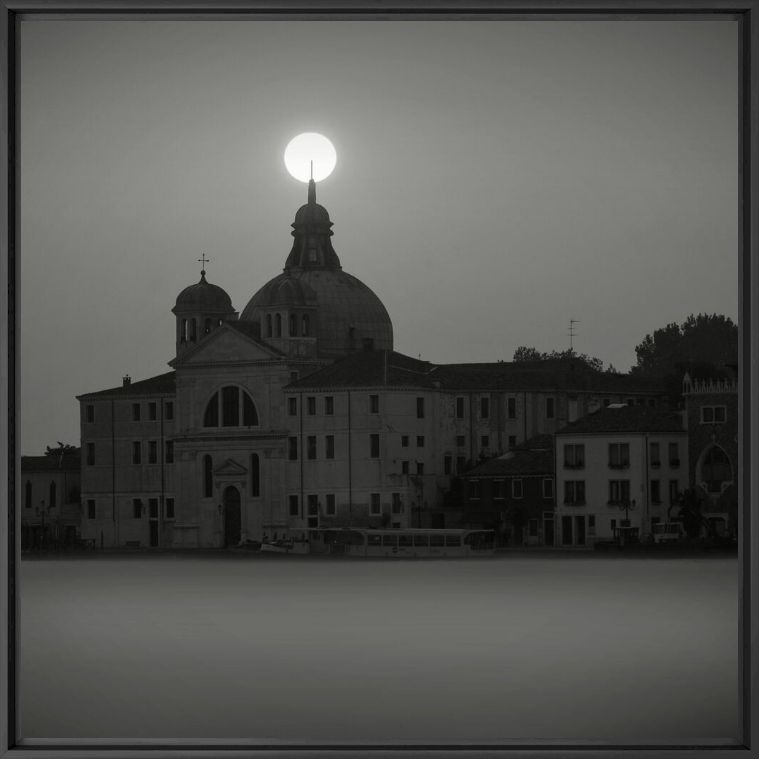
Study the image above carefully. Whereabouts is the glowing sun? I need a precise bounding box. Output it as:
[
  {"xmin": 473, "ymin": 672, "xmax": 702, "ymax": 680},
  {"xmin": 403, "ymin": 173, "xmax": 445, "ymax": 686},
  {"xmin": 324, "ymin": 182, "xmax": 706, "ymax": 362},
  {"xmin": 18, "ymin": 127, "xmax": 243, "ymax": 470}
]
[{"xmin": 284, "ymin": 132, "xmax": 337, "ymax": 183}]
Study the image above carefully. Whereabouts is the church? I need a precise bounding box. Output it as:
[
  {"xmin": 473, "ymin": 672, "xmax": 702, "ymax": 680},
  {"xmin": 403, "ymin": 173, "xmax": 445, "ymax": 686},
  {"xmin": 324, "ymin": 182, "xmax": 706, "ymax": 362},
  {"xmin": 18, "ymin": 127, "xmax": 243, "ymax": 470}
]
[{"xmin": 77, "ymin": 181, "xmax": 666, "ymax": 549}]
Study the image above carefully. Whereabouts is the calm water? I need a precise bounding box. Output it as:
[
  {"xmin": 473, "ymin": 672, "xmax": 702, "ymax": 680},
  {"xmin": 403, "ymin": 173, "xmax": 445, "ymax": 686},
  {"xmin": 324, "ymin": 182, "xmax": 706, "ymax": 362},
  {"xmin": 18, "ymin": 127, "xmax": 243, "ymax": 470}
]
[{"xmin": 20, "ymin": 554, "xmax": 739, "ymax": 744}]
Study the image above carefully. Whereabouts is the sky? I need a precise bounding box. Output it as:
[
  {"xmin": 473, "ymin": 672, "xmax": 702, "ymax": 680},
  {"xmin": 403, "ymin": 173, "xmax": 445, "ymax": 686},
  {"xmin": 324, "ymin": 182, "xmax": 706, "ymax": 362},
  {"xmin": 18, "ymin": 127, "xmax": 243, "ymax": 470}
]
[{"xmin": 19, "ymin": 17, "xmax": 739, "ymax": 454}]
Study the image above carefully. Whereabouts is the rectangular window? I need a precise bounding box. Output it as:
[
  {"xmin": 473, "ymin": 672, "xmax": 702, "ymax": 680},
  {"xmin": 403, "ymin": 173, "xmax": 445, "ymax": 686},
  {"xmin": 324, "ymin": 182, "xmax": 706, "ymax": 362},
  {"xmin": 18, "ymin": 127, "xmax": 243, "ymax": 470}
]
[
  {"xmin": 133, "ymin": 498, "xmax": 142, "ymax": 519},
  {"xmin": 165, "ymin": 401, "xmax": 174, "ymax": 421},
  {"xmin": 86, "ymin": 442, "xmax": 95, "ymax": 466},
  {"xmin": 700, "ymin": 405, "xmax": 727, "ymax": 424},
  {"xmin": 456, "ymin": 397, "xmax": 465, "ymax": 419},
  {"xmin": 165, "ymin": 498, "xmax": 175, "ymax": 520},
  {"xmin": 288, "ymin": 495, "xmax": 299, "ymax": 517},
  {"xmin": 512, "ymin": 479, "xmax": 524, "ymax": 499},
  {"xmin": 165, "ymin": 440, "xmax": 174, "ymax": 464},
  {"xmin": 369, "ymin": 394, "xmax": 379, "ymax": 414},
  {"xmin": 148, "ymin": 402, "xmax": 157, "ymax": 421},
  {"xmin": 543, "ymin": 478, "xmax": 554, "ymax": 499},
  {"xmin": 416, "ymin": 462, "xmax": 425, "ymax": 475},
  {"xmin": 401, "ymin": 435, "xmax": 409, "ymax": 448},
  {"xmin": 546, "ymin": 397, "xmax": 555, "ymax": 419},
  {"xmin": 481, "ymin": 435, "xmax": 489, "ymax": 449},
  {"xmin": 416, "ymin": 435, "xmax": 425, "ymax": 448},
  {"xmin": 287, "ymin": 397, "xmax": 297, "ymax": 416},
  {"xmin": 370, "ymin": 434, "xmax": 380, "ymax": 458},
  {"xmin": 307, "ymin": 397, "xmax": 316, "ymax": 415},
  {"xmin": 401, "ymin": 460, "xmax": 409, "ymax": 474},
  {"xmin": 609, "ymin": 443, "xmax": 630, "ymax": 468},
  {"xmin": 307, "ymin": 436, "xmax": 317, "ymax": 460},
  {"xmin": 493, "ymin": 480, "xmax": 505, "ymax": 500},
  {"xmin": 608, "ymin": 479, "xmax": 631, "ymax": 504},
  {"xmin": 456, "ymin": 456, "xmax": 466, "ymax": 474},
  {"xmin": 222, "ymin": 386, "xmax": 238, "ymax": 427},
  {"xmin": 564, "ymin": 480, "xmax": 586, "ymax": 504},
  {"xmin": 324, "ymin": 396, "xmax": 334, "ymax": 415},
  {"xmin": 325, "ymin": 435, "xmax": 335, "ymax": 459},
  {"xmin": 456, "ymin": 435, "xmax": 466, "ymax": 448},
  {"xmin": 307, "ymin": 494, "xmax": 318, "ymax": 516},
  {"xmin": 288, "ymin": 437, "xmax": 298, "ymax": 460},
  {"xmin": 370, "ymin": 493, "xmax": 381, "ymax": 515},
  {"xmin": 392, "ymin": 493, "xmax": 402, "ymax": 514},
  {"xmin": 149, "ymin": 498, "xmax": 158, "ymax": 519},
  {"xmin": 507, "ymin": 397, "xmax": 516, "ymax": 419},
  {"xmin": 325, "ymin": 494, "xmax": 336, "ymax": 516},
  {"xmin": 87, "ymin": 499, "xmax": 96, "ymax": 519},
  {"xmin": 588, "ymin": 515, "xmax": 596, "ymax": 536},
  {"xmin": 508, "ymin": 435, "xmax": 517, "ymax": 449},
  {"xmin": 714, "ymin": 406, "xmax": 726, "ymax": 423},
  {"xmin": 148, "ymin": 440, "xmax": 158, "ymax": 464},
  {"xmin": 650, "ymin": 442, "xmax": 661, "ymax": 467},
  {"xmin": 650, "ymin": 479, "xmax": 661, "ymax": 504},
  {"xmin": 443, "ymin": 455, "xmax": 452, "ymax": 475},
  {"xmin": 132, "ymin": 441, "xmax": 141, "ymax": 465},
  {"xmin": 669, "ymin": 480, "xmax": 679, "ymax": 504},
  {"xmin": 669, "ymin": 442, "xmax": 680, "ymax": 467},
  {"xmin": 416, "ymin": 397, "xmax": 425, "ymax": 419},
  {"xmin": 469, "ymin": 480, "xmax": 480, "ymax": 500},
  {"xmin": 85, "ymin": 404, "xmax": 94, "ymax": 423},
  {"xmin": 290, "ymin": 371, "xmax": 299, "ymax": 383},
  {"xmin": 564, "ymin": 444, "xmax": 585, "ymax": 468},
  {"xmin": 528, "ymin": 519, "xmax": 539, "ymax": 538},
  {"xmin": 480, "ymin": 396, "xmax": 489, "ymax": 419},
  {"xmin": 131, "ymin": 403, "xmax": 141, "ymax": 421}
]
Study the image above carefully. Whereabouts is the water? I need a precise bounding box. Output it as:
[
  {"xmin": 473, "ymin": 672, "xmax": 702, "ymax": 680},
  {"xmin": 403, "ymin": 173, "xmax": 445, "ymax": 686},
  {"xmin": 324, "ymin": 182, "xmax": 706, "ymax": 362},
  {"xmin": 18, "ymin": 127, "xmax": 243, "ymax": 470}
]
[{"xmin": 20, "ymin": 554, "xmax": 739, "ymax": 744}]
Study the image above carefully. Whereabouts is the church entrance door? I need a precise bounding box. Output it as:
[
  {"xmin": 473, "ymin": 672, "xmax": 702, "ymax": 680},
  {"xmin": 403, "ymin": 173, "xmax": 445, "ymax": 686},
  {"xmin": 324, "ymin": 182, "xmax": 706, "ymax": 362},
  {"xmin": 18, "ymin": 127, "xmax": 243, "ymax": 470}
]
[{"xmin": 223, "ymin": 486, "xmax": 242, "ymax": 547}]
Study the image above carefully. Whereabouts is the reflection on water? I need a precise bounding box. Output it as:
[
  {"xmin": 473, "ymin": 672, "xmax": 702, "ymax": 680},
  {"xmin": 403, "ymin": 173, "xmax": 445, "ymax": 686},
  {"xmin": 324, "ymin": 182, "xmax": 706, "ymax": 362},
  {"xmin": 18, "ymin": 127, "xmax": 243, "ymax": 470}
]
[{"xmin": 20, "ymin": 555, "xmax": 738, "ymax": 743}]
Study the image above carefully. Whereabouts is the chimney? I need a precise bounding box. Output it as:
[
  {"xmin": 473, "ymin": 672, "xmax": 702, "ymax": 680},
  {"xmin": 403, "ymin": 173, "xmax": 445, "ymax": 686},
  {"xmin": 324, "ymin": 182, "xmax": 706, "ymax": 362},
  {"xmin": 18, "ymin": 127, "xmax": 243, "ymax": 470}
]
[{"xmin": 122, "ymin": 375, "xmax": 131, "ymax": 387}]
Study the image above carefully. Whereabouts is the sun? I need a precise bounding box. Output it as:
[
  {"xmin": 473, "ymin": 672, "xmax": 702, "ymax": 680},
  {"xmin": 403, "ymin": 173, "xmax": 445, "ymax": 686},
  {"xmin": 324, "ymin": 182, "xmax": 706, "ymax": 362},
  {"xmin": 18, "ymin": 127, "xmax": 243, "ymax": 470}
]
[{"xmin": 284, "ymin": 133, "xmax": 337, "ymax": 183}]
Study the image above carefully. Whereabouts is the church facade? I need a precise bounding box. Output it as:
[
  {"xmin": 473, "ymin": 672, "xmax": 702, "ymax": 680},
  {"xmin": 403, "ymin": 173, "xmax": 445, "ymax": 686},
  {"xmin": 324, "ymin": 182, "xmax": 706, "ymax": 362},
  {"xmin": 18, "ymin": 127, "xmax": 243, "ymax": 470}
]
[{"xmin": 77, "ymin": 182, "xmax": 666, "ymax": 549}]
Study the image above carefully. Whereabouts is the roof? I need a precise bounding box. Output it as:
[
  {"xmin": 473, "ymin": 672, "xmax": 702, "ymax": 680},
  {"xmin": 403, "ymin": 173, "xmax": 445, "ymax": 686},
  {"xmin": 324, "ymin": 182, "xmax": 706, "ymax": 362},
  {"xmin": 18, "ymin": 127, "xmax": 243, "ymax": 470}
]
[
  {"xmin": 287, "ymin": 350, "xmax": 436, "ymax": 389},
  {"xmin": 464, "ymin": 435, "xmax": 554, "ymax": 478},
  {"xmin": 225, "ymin": 321, "xmax": 286, "ymax": 356},
  {"xmin": 556, "ymin": 405, "xmax": 686, "ymax": 436},
  {"xmin": 22, "ymin": 452, "xmax": 81, "ymax": 472},
  {"xmin": 77, "ymin": 371, "xmax": 176, "ymax": 400},
  {"xmin": 286, "ymin": 352, "xmax": 666, "ymax": 394}
]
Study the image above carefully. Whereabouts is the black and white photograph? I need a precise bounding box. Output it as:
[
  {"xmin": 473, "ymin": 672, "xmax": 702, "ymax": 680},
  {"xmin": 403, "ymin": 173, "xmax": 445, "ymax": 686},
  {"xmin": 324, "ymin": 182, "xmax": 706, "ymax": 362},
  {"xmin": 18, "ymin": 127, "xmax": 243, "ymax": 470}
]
[{"xmin": 5, "ymin": 4, "xmax": 755, "ymax": 753}]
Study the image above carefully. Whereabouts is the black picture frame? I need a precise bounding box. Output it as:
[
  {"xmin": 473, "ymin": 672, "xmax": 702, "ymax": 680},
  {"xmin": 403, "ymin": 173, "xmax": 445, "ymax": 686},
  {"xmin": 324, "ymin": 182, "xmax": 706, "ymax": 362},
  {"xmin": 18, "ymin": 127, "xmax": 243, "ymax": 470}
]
[{"xmin": 1, "ymin": 2, "xmax": 756, "ymax": 758}]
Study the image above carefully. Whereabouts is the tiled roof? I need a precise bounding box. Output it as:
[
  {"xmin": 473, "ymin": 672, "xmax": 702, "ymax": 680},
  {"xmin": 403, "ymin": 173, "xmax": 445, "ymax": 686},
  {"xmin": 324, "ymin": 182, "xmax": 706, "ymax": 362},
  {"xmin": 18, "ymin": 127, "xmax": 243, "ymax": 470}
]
[
  {"xmin": 556, "ymin": 405, "xmax": 686, "ymax": 435},
  {"xmin": 22, "ymin": 452, "xmax": 81, "ymax": 472},
  {"xmin": 286, "ymin": 350, "xmax": 436, "ymax": 389},
  {"xmin": 464, "ymin": 435, "xmax": 554, "ymax": 478},
  {"xmin": 287, "ymin": 352, "xmax": 666, "ymax": 394},
  {"xmin": 77, "ymin": 371, "xmax": 176, "ymax": 399}
]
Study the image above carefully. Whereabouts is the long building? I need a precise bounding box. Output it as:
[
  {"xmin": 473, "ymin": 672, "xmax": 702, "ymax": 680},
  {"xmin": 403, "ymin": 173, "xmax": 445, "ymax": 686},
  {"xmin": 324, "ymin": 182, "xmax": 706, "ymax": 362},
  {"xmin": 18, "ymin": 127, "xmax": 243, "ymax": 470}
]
[{"xmin": 77, "ymin": 182, "xmax": 667, "ymax": 548}]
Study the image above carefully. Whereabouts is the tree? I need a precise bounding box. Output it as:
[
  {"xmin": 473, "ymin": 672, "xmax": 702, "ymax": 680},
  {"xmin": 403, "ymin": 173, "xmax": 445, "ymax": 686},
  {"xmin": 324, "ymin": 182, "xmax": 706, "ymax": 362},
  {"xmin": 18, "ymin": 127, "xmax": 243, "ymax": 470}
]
[
  {"xmin": 512, "ymin": 346, "xmax": 606, "ymax": 372},
  {"xmin": 44, "ymin": 442, "xmax": 78, "ymax": 457},
  {"xmin": 632, "ymin": 313, "xmax": 738, "ymax": 378}
]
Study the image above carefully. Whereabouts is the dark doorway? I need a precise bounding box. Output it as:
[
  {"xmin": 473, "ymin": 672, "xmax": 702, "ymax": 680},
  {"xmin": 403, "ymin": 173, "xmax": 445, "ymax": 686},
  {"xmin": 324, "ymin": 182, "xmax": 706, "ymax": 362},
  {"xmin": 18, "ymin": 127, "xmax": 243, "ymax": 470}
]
[
  {"xmin": 223, "ymin": 486, "xmax": 242, "ymax": 547},
  {"xmin": 561, "ymin": 515, "xmax": 573, "ymax": 545},
  {"xmin": 574, "ymin": 515, "xmax": 586, "ymax": 546},
  {"xmin": 543, "ymin": 518, "xmax": 554, "ymax": 546},
  {"xmin": 149, "ymin": 498, "xmax": 159, "ymax": 547}
]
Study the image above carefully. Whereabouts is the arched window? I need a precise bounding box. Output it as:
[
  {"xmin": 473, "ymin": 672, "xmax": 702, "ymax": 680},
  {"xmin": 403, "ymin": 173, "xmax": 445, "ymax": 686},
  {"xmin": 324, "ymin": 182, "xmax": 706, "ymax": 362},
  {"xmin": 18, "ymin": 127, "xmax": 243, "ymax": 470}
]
[
  {"xmin": 203, "ymin": 387, "xmax": 259, "ymax": 428},
  {"xmin": 181, "ymin": 319, "xmax": 188, "ymax": 342},
  {"xmin": 189, "ymin": 318, "xmax": 197, "ymax": 342},
  {"xmin": 275, "ymin": 313, "xmax": 282, "ymax": 337},
  {"xmin": 203, "ymin": 455, "xmax": 213, "ymax": 498},
  {"xmin": 266, "ymin": 314, "xmax": 272, "ymax": 337},
  {"xmin": 204, "ymin": 318, "xmax": 212, "ymax": 335},
  {"xmin": 251, "ymin": 453, "xmax": 260, "ymax": 497},
  {"xmin": 25, "ymin": 481, "xmax": 31, "ymax": 508},
  {"xmin": 49, "ymin": 481, "xmax": 56, "ymax": 509},
  {"xmin": 289, "ymin": 314, "xmax": 297, "ymax": 337},
  {"xmin": 700, "ymin": 445, "xmax": 732, "ymax": 493},
  {"xmin": 302, "ymin": 314, "xmax": 309, "ymax": 336}
]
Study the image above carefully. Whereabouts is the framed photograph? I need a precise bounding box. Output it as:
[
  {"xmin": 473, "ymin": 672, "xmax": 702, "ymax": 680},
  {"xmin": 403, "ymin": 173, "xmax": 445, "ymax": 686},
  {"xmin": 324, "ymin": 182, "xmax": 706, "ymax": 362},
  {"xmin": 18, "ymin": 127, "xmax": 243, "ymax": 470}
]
[{"xmin": 2, "ymin": 2, "xmax": 757, "ymax": 758}]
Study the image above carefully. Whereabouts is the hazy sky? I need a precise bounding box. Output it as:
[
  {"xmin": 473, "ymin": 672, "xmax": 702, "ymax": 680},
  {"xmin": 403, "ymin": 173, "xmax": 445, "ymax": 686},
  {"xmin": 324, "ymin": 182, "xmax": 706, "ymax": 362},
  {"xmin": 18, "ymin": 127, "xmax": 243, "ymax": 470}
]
[{"xmin": 19, "ymin": 17, "xmax": 739, "ymax": 454}]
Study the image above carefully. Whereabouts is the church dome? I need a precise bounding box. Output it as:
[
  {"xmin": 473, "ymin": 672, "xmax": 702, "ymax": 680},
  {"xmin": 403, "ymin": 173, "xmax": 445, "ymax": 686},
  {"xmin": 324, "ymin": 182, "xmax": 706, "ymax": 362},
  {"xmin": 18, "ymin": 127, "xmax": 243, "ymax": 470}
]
[
  {"xmin": 173, "ymin": 271, "xmax": 234, "ymax": 314},
  {"xmin": 240, "ymin": 180, "xmax": 393, "ymax": 359}
]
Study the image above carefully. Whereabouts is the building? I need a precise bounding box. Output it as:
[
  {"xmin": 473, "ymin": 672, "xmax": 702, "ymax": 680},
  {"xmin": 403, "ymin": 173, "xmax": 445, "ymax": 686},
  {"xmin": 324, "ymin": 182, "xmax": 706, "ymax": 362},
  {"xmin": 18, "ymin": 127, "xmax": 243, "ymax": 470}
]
[
  {"xmin": 554, "ymin": 405, "xmax": 689, "ymax": 548},
  {"xmin": 77, "ymin": 181, "xmax": 668, "ymax": 549},
  {"xmin": 455, "ymin": 435, "xmax": 555, "ymax": 546},
  {"xmin": 682, "ymin": 372, "xmax": 738, "ymax": 537},
  {"xmin": 20, "ymin": 448, "xmax": 81, "ymax": 550}
]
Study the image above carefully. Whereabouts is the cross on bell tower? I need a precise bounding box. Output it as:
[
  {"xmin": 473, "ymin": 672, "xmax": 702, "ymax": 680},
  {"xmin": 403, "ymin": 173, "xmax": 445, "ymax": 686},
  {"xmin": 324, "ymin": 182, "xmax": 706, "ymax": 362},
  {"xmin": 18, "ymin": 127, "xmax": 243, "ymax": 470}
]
[{"xmin": 198, "ymin": 252, "xmax": 210, "ymax": 276}]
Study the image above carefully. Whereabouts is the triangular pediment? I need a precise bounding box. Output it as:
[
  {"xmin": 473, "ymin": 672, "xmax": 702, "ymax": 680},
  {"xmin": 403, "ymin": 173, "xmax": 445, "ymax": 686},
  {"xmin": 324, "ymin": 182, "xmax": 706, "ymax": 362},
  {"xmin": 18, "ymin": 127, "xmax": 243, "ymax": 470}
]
[
  {"xmin": 214, "ymin": 458, "xmax": 248, "ymax": 476},
  {"xmin": 171, "ymin": 324, "xmax": 282, "ymax": 367}
]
